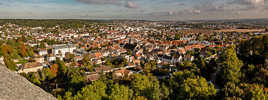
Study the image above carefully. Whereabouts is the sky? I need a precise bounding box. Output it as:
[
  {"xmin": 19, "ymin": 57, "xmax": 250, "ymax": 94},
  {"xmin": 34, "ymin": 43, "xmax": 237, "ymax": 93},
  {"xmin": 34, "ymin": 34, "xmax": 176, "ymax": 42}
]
[{"xmin": 0, "ymin": 0, "xmax": 268, "ymax": 20}]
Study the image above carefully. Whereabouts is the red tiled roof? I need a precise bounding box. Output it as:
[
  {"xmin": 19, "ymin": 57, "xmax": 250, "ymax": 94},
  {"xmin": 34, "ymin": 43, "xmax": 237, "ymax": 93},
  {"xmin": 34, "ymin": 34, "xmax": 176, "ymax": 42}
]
[
  {"xmin": 94, "ymin": 66, "xmax": 113, "ymax": 73},
  {"xmin": 85, "ymin": 73, "xmax": 100, "ymax": 82},
  {"xmin": 23, "ymin": 62, "xmax": 42, "ymax": 69},
  {"xmin": 95, "ymin": 52, "xmax": 102, "ymax": 58}
]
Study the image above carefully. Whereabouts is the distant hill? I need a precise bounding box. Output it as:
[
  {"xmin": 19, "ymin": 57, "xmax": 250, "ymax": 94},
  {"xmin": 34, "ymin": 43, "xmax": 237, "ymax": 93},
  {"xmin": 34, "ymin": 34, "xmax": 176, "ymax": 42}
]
[
  {"xmin": 0, "ymin": 64, "xmax": 56, "ymax": 100},
  {"xmin": 189, "ymin": 18, "xmax": 268, "ymax": 24}
]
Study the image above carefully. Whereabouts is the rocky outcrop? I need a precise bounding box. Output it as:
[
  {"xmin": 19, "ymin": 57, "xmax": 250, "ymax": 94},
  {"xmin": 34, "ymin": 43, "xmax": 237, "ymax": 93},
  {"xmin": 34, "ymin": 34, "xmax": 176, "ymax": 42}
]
[{"xmin": 0, "ymin": 64, "xmax": 57, "ymax": 100}]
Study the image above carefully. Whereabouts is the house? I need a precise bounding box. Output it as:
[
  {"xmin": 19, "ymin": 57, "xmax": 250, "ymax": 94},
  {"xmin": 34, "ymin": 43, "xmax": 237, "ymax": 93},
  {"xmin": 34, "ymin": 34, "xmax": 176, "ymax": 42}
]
[
  {"xmin": 85, "ymin": 72, "xmax": 100, "ymax": 82},
  {"xmin": 34, "ymin": 57, "xmax": 45, "ymax": 63},
  {"xmin": 38, "ymin": 49, "xmax": 48, "ymax": 56},
  {"xmin": 74, "ymin": 56, "xmax": 83, "ymax": 62},
  {"xmin": 184, "ymin": 55, "xmax": 194, "ymax": 61},
  {"xmin": 18, "ymin": 62, "xmax": 43, "ymax": 73},
  {"xmin": 113, "ymin": 68, "xmax": 132, "ymax": 79},
  {"xmin": 161, "ymin": 55, "xmax": 181, "ymax": 64},
  {"xmin": 94, "ymin": 66, "xmax": 113, "ymax": 73},
  {"xmin": 47, "ymin": 54, "xmax": 56, "ymax": 62}
]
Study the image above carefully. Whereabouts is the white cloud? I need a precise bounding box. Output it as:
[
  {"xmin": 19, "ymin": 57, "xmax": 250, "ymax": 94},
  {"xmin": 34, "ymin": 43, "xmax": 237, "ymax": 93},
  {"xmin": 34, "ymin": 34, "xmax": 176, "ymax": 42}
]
[{"xmin": 126, "ymin": 1, "xmax": 137, "ymax": 8}]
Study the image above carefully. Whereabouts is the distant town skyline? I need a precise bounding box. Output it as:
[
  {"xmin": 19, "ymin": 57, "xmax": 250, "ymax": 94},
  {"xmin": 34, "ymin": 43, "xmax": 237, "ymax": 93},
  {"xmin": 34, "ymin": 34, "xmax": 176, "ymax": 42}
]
[{"xmin": 0, "ymin": 0, "xmax": 268, "ymax": 20}]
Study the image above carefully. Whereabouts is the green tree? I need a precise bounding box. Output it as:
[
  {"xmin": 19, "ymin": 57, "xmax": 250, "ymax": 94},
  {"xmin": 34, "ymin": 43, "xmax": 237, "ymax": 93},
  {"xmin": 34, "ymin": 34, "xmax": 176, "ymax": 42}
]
[
  {"xmin": 41, "ymin": 68, "xmax": 56, "ymax": 81},
  {"xmin": 130, "ymin": 74, "xmax": 160, "ymax": 100},
  {"xmin": 144, "ymin": 61, "xmax": 157, "ymax": 74},
  {"xmin": 263, "ymin": 35, "xmax": 268, "ymax": 65},
  {"xmin": 217, "ymin": 46, "xmax": 243, "ymax": 86},
  {"xmin": 174, "ymin": 34, "xmax": 181, "ymax": 40},
  {"xmin": 82, "ymin": 55, "xmax": 94, "ymax": 72},
  {"xmin": 223, "ymin": 83, "xmax": 267, "ymax": 99},
  {"xmin": 67, "ymin": 68, "xmax": 85, "ymax": 92},
  {"xmin": 74, "ymin": 80, "xmax": 107, "ymax": 100},
  {"xmin": 160, "ymin": 83, "xmax": 170, "ymax": 99},
  {"xmin": 39, "ymin": 42, "xmax": 46, "ymax": 48},
  {"xmin": 179, "ymin": 76, "xmax": 216, "ymax": 99},
  {"xmin": 109, "ymin": 84, "xmax": 133, "ymax": 100},
  {"xmin": 222, "ymin": 82, "xmax": 244, "ymax": 99},
  {"xmin": 56, "ymin": 58, "xmax": 67, "ymax": 76},
  {"xmin": 241, "ymin": 84, "xmax": 267, "ymax": 100},
  {"xmin": 3, "ymin": 56, "xmax": 17, "ymax": 71},
  {"xmin": 28, "ymin": 73, "xmax": 41, "ymax": 86},
  {"xmin": 170, "ymin": 70, "xmax": 196, "ymax": 89},
  {"xmin": 63, "ymin": 91, "xmax": 74, "ymax": 100}
]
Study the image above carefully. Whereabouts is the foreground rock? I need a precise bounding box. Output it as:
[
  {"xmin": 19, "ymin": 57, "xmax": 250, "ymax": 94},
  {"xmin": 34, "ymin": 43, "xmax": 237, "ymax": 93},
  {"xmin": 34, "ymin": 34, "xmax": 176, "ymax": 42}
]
[{"xmin": 0, "ymin": 64, "xmax": 56, "ymax": 100}]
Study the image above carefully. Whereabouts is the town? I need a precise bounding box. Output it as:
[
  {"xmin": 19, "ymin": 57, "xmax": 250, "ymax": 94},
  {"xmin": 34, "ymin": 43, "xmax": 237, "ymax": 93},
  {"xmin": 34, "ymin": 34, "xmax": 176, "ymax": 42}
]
[{"xmin": 0, "ymin": 19, "xmax": 267, "ymax": 100}]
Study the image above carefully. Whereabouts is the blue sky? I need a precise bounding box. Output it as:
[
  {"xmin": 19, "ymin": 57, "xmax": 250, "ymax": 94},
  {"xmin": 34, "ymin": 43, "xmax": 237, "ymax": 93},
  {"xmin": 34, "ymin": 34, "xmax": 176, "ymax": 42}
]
[{"xmin": 0, "ymin": 0, "xmax": 267, "ymax": 20}]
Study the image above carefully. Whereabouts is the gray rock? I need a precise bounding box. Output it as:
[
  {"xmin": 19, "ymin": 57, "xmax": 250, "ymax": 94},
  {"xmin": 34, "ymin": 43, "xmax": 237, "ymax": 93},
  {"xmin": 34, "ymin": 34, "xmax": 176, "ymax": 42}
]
[{"xmin": 0, "ymin": 64, "xmax": 57, "ymax": 100}]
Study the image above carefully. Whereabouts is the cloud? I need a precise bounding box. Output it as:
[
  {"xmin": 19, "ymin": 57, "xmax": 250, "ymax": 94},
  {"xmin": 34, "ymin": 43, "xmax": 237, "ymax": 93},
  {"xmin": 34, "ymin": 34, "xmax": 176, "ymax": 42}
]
[
  {"xmin": 76, "ymin": 0, "xmax": 123, "ymax": 5},
  {"xmin": 191, "ymin": 1, "xmax": 226, "ymax": 14},
  {"xmin": 126, "ymin": 1, "xmax": 137, "ymax": 8},
  {"xmin": 233, "ymin": 0, "xmax": 265, "ymax": 5},
  {"xmin": 76, "ymin": 0, "xmax": 138, "ymax": 8},
  {"xmin": 227, "ymin": 0, "xmax": 266, "ymax": 9},
  {"xmin": 168, "ymin": 11, "xmax": 174, "ymax": 15}
]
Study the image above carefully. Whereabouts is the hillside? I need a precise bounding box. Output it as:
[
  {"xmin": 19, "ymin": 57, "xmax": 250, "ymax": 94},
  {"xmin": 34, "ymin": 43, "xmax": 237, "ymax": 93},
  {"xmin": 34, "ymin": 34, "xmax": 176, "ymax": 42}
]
[{"xmin": 0, "ymin": 64, "xmax": 56, "ymax": 100}]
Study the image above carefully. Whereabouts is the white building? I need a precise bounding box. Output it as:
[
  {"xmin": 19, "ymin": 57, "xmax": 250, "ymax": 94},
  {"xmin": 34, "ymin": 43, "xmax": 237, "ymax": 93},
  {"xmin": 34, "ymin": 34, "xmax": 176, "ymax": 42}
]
[
  {"xmin": 48, "ymin": 56, "xmax": 56, "ymax": 62},
  {"xmin": 52, "ymin": 44, "xmax": 76, "ymax": 57},
  {"xmin": 38, "ymin": 50, "xmax": 48, "ymax": 56}
]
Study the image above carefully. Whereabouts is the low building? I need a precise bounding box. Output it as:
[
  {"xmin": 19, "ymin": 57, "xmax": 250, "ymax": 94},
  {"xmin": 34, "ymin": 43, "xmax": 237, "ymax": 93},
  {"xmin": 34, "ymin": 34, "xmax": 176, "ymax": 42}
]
[
  {"xmin": 38, "ymin": 49, "xmax": 48, "ymax": 56},
  {"xmin": 113, "ymin": 68, "xmax": 132, "ymax": 79},
  {"xmin": 18, "ymin": 62, "xmax": 43, "ymax": 73},
  {"xmin": 94, "ymin": 66, "xmax": 113, "ymax": 73},
  {"xmin": 34, "ymin": 57, "xmax": 45, "ymax": 63},
  {"xmin": 47, "ymin": 54, "xmax": 56, "ymax": 62},
  {"xmin": 85, "ymin": 73, "xmax": 100, "ymax": 82}
]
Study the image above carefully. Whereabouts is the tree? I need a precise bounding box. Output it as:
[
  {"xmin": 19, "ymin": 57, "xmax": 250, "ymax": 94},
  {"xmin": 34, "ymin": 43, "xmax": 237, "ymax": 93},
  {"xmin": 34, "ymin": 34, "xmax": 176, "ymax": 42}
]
[
  {"xmin": 109, "ymin": 84, "xmax": 133, "ymax": 100},
  {"xmin": 241, "ymin": 84, "xmax": 267, "ymax": 100},
  {"xmin": 82, "ymin": 55, "xmax": 94, "ymax": 72},
  {"xmin": 50, "ymin": 64, "xmax": 59, "ymax": 77},
  {"xmin": 223, "ymin": 83, "xmax": 267, "ymax": 99},
  {"xmin": 39, "ymin": 42, "xmax": 46, "ymax": 48},
  {"xmin": 63, "ymin": 91, "xmax": 74, "ymax": 100},
  {"xmin": 130, "ymin": 74, "xmax": 160, "ymax": 100},
  {"xmin": 179, "ymin": 76, "xmax": 216, "ymax": 99},
  {"xmin": 26, "ymin": 47, "xmax": 35, "ymax": 57},
  {"xmin": 222, "ymin": 82, "xmax": 244, "ymax": 99},
  {"xmin": 144, "ymin": 61, "xmax": 157, "ymax": 74},
  {"xmin": 28, "ymin": 73, "xmax": 41, "ymax": 86},
  {"xmin": 74, "ymin": 80, "xmax": 107, "ymax": 100},
  {"xmin": 170, "ymin": 70, "xmax": 196, "ymax": 89},
  {"xmin": 217, "ymin": 46, "xmax": 243, "ymax": 86},
  {"xmin": 263, "ymin": 35, "xmax": 268, "ymax": 65},
  {"xmin": 3, "ymin": 56, "xmax": 17, "ymax": 71},
  {"xmin": 41, "ymin": 68, "xmax": 56, "ymax": 81},
  {"xmin": 56, "ymin": 58, "xmax": 67, "ymax": 76},
  {"xmin": 160, "ymin": 83, "xmax": 170, "ymax": 99},
  {"xmin": 134, "ymin": 96, "xmax": 148, "ymax": 100},
  {"xmin": 67, "ymin": 68, "xmax": 85, "ymax": 91},
  {"xmin": 175, "ymin": 34, "xmax": 181, "ymax": 40},
  {"xmin": 18, "ymin": 41, "xmax": 28, "ymax": 57},
  {"xmin": 65, "ymin": 53, "xmax": 75, "ymax": 62}
]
